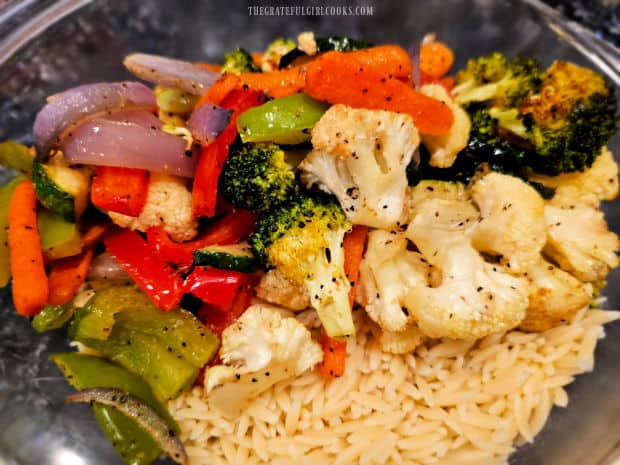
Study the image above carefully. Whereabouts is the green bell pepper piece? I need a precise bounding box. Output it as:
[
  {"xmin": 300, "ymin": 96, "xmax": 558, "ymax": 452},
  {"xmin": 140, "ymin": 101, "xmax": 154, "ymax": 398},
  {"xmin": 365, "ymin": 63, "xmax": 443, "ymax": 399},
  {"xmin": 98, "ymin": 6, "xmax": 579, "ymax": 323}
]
[
  {"xmin": 93, "ymin": 404, "xmax": 161, "ymax": 465},
  {"xmin": 38, "ymin": 209, "xmax": 82, "ymax": 261},
  {"xmin": 0, "ymin": 140, "xmax": 34, "ymax": 176},
  {"xmin": 155, "ymin": 86, "xmax": 198, "ymax": 115},
  {"xmin": 32, "ymin": 303, "xmax": 75, "ymax": 332},
  {"xmin": 81, "ymin": 326, "xmax": 199, "ymax": 401},
  {"xmin": 236, "ymin": 93, "xmax": 329, "ymax": 145},
  {"xmin": 0, "ymin": 175, "xmax": 26, "ymax": 287},
  {"xmin": 69, "ymin": 285, "xmax": 153, "ymax": 341},
  {"xmin": 50, "ymin": 352, "xmax": 177, "ymax": 465}
]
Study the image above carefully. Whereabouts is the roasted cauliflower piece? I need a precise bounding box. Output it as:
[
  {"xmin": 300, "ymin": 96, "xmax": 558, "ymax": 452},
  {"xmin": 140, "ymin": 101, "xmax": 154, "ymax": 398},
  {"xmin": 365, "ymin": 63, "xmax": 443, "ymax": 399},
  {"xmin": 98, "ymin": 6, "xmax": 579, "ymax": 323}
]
[
  {"xmin": 471, "ymin": 172, "xmax": 547, "ymax": 272},
  {"xmin": 204, "ymin": 305, "xmax": 322, "ymax": 418},
  {"xmin": 528, "ymin": 147, "xmax": 619, "ymax": 208},
  {"xmin": 357, "ymin": 230, "xmax": 432, "ymax": 332},
  {"xmin": 405, "ymin": 198, "xmax": 528, "ymax": 339},
  {"xmin": 377, "ymin": 324, "xmax": 426, "ymax": 355},
  {"xmin": 108, "ymin": 173, "xmax": 197, "ymax": 242},
  {"xmin": 300, "ymin": 104, "xmax": 419, "ymax": 229},
  {"xmin": 255, "ymin": 269, "xmax": 311, "ymax": 311},
  {"xmin": 519, "ymin": 257, "xmax": 591, "ymax": 332},
  {"xmin": 543, "ymin": 205, "xmax": 619, "ymax": 282},
  {"xmin": 419, "ymin": 84, "xmax": 471, "ymax": 168}
]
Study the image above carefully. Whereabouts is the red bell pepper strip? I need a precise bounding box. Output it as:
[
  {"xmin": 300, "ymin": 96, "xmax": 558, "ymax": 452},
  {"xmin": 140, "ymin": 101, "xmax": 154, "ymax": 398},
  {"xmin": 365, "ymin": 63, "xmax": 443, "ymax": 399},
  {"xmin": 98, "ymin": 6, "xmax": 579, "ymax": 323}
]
[
  {"xmin": 91, "ymin": 166, "xmax": 149, "ymax": 217},
  {"xmin": 146, "ymin": 208, "xmax": 257, "ymax": 266},
  {"xmin": 318, "ymin": 328, "xmax": 347, "ymax": 378},
  {"xmin": 104, "ymin": 228, "xmax": 184, "ymax": 311},
  {"xmin": 192, "ymin": 88, "xmax": 265, "ymax": 218},
  {"xmin": 198, "ymin": 278, "xmax": 256, "ymax": 336},
  {"xmin": 184, "ymin": 267, "xmax": 250, "ymax": 309}
]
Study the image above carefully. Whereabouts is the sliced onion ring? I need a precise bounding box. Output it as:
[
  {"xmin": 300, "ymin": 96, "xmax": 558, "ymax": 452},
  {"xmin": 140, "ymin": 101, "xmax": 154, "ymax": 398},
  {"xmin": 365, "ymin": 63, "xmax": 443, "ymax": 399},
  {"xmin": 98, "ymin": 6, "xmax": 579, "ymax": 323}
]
[
  {"xmin": 87, "ymin": 251, "xmax": 131, "ymax": 284},
  {"xmin": 124, "ymin": 53, "xmax": 220, "ymax": 96},
  {"xmin": 103, "ymin": 109, "xmax": 163, "ymax": 129},
  {"xmin": 65, "ymin": 388, "xmax": 187, "ymax": 465},
  {"xmin": 62, "ymin": 119, "xmax": 196, "ymax": 178},
  {"xmin": 33, "ymin": 81, "xmax": 156, "ymax": 159},
  {"xmin": 187, "ymin": 104, "xmax": 231, "ymax": 145}
]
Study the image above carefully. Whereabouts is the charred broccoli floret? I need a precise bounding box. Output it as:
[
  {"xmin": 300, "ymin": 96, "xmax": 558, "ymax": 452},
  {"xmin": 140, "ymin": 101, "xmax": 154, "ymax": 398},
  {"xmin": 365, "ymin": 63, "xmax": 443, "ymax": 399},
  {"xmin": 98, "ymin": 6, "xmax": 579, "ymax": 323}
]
[
  {"xmin": 406, "ymin": 105, "xmax": 555, "ymax": 199},
  {"xmin": 222, "ymin": 48, "xmax": 260, "ymax": 74},
  {"xmin": 453, "ymin": 52, "xmax": 542, "ymax": 107},
  {"xmin": 262, "ymin": 38, "xmax": 296, "ymax": 70},
  {"xmin": 250, "ymin": 192, "xmax": 354, "ymax": 338},
  {"xmin": 519, "ymin": 61, "xmax": 618, "ymax": 174},
  {"xmin": 219, "ymin": 143, "xmax": 297, "ymax": 212},
  {"xmin": 453, "ymin": 55, "xmax": 617, "ymax": 176}
]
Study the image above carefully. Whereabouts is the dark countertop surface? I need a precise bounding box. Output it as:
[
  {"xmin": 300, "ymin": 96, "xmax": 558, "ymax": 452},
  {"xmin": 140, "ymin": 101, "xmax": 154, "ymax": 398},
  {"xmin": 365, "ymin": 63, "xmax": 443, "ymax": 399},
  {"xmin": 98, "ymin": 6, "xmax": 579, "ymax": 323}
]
[{"xmin": 544, "ymin": 0, "xmax": 620, "ymax": 46}]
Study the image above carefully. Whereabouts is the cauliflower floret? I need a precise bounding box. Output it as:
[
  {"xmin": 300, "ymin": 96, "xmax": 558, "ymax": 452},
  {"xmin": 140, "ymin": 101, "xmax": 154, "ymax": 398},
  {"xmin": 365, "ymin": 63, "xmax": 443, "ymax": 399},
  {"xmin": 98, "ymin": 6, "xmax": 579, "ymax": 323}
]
[
  {"xmin": 108, "ymin": 173, "xmax": 197, "ymax": 242},
  {"xmin": 204, "ymin": 305, "xmax": 322, "ymax": 418},
  {"xmin": 543, "ymin": 205, "xmax": 619, "ymax": 282},
  {"xmin": 519, "ymin": 257, "xmax": 591, "ymax": 332},
  {"xmin": 378, "ymin": 324, "xmax": 426, "ymax": 354},
  {"xmin": 528, "ymin": 147, "xmax": 619, "ymax": 208},
  {"xmin": 297, "ymin": 31, "xmax": 317, "ymax": 56},
  {"xmin": 255, "ymin": 269, "xmax": 311, "ymax": 311},
  {"xmin": 410, "ymin": 180, "xmax": 469, "ymax": 208},
  {"xmin": 357, "ymin": 230, "xmax": 433, "ymax": 332},
  {"xmin": 300, "ymin": 105, "xmax": 419, "ymax": 229},
  {"xmin": 470, "ymin": 172, "xmax": 547, "ymax": 272},
  {"xmin": 405, "ymin": 198, "xmax": 528, "ymax": 339},
  {"xmin": 419, "ymin": 84, "xmax": 471, "ymax": 168}
]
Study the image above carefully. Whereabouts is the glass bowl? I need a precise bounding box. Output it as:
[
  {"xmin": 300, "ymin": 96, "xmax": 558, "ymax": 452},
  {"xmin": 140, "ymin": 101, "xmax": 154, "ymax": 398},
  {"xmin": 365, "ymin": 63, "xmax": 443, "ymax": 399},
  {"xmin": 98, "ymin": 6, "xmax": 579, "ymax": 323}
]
[{"xmin": 0, "ymin": 1, "xmax": 619, "ymax": 464}]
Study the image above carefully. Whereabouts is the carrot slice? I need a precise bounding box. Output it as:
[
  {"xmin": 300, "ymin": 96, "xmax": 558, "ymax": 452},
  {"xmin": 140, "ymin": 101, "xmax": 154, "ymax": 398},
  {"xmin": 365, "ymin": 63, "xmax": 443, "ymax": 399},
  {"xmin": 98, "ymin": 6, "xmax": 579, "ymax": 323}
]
[
  {"xmin": 305, "ymin": 51, "xmax": 453, "ymax": 135},
  {"xmin": 196, "ymin": 62, "xmax": 223, "ymax": 73},
  {"xmin": 47, "ymin": 248, "xmax": 94, "ymax": 305},
  {"xmin": 81, "ymin": 222, "xmax": 110, "ymax": 250},
  {"xmin": 420, "ymin": 41, "xmax": 454, "ymax": 79},
  {"xmin": 344, "ymin": 45, "xmax": 412, "ymax": 80},
  {"xmin": 196, "ymin": 73, "xmax": 241, "ymax": 108},
  {"xmin": 318, "ymin": 328, "xmax": 347, "ymax": 378},
  {"xmin": 251, "ymin": 52, "xmax": 264, "ymax": 68},
  {"xmin": 8, "ymin": 180, "xmax": 48, "ymax": 316},
  {"xmin": 238, "ymin": 66, "xmax": 306, "ymax": 98},
  {"xmin": 343, "ymin": 225, "xmax": 368, "ymax": 309}
]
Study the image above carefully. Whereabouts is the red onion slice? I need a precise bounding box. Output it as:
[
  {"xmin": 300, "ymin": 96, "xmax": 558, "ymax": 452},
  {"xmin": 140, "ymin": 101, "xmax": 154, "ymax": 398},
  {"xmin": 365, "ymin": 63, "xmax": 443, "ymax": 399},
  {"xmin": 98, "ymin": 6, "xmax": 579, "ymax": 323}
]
[
  {"xmin": 87, "ymin": 251, "xmax": 132, "ymax": 284},
  {"xmin": 33, "ymin": 81, "xmax": 156, "ymax": 158},
  {"xmin": 62, "ymin": 119, "xmax": 196, "ymax": 178},
  {"xmin": 103, "ymin": 110, "xmax": 162, "ymax": 129},
  {"xmin": 124, "ymin": 53, "xmax": 220, "ymax": 96},
  {"xmin": 187, "ymin": 104, "xmax": 231, "ymax": 145},
  {"xmin": 65, "ymin": 388, "xmax": 187, "ymax": 465}
]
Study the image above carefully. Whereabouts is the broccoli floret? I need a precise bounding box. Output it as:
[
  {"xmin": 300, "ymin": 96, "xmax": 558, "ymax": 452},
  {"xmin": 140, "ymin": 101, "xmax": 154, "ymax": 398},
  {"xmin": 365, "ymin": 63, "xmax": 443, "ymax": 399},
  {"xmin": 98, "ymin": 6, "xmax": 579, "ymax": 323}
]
[
  {"xmin": 262, "ymin": 38, "xmax": 296, "ymax": 70},
  {"xmin": 219, "ymin": 143, "xmax": 297, "ymax": 212},
  {"xmin": 250, "ymin": 192, "xmax": 354, "ymax": 338},
  {"xmin": 222, "ymin": 48, "xmax": 260, "ymax": 74},
  {"xmin": 453, "ymin": 52, "xmax": 541, "ymax": 107},
  {"xmin": 519, "ymin": 61, "xmax": 618, "ymax": 174},
  {"xmin": 406, "ymin": 105, "xmax": 556, "ymax": 199},
  {"xmin": 454, "ymin": 56, "xmax": 618, "ymax": 176}
]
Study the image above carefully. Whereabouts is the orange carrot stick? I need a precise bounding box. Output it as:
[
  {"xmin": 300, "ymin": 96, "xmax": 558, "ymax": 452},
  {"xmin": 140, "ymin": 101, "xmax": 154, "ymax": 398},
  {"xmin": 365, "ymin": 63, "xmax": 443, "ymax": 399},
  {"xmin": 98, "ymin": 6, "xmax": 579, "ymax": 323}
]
[
  {"xmin": 238, "ymin": 66, "xmax": 306, "ymax": 98},
  {"xmin": 305, "ymin": 51, "xmax": 453, "ymax": 135},
  {"xmin": 47, "ymin": 248, "xmax": 94, "ymax": 305},
  {"xmin": 8, "ymin": 180, "xmax": 48, "ymax": 316},
  {"xmin": 195, "ymin": 62, "xmax": 223, "ymax": 73},
  {"xmin": 196, "ymin": 73, "xmax": 242, "ymax": 107},
  {"xmin": 344, "ymin": 45, "xmax": 412, "ymax": 80},
  {"xmin": 81, "ymin": 222, "xmax": 110, "ymax": 250},
  {"xmin": 318, "ymin": 328, "xmax": 347, "ymax": 378},
  {"xmin": 343, "ymin": 225, "xmax": 368, "ymax": 309},
  {"xmin": 420, "ymin": 41, "xmax": 454, "ymax": 79}
]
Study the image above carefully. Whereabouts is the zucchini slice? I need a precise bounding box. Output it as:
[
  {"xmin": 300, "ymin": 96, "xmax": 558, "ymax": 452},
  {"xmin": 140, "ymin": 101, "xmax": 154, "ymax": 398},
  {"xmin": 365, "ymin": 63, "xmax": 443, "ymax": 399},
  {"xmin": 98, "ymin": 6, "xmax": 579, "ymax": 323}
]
[
  {"xmin": 32, "ymin": 160, "xmax": 90, "ymax": 221},
  {"xmin": 193, "ymin": 242, "xmax": 258, "ymax": 272}
]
